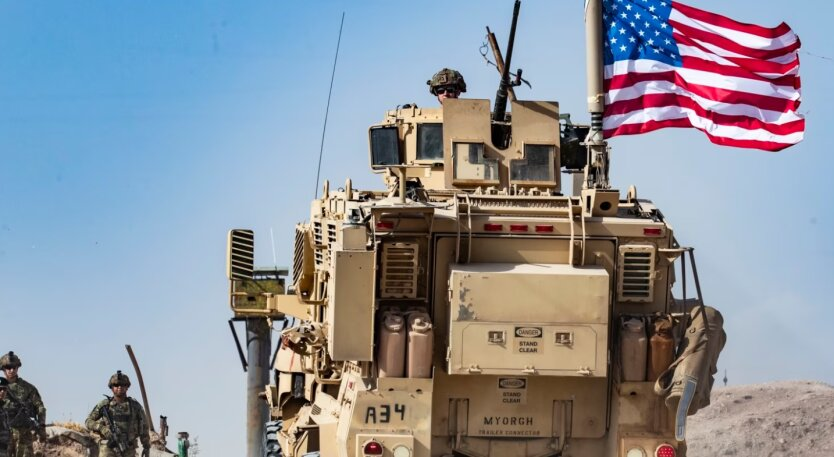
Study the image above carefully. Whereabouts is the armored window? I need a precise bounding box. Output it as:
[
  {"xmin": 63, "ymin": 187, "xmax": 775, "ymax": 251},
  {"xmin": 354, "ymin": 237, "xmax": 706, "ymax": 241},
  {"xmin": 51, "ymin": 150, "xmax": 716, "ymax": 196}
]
[
  {"xmin": 369, "ymin": 126, "xmax": 401, "ymax": 168},
  {"xmin": 510, "ymin": 144, "xmax": 556, "ymax": 183},
  {"xmin": 417, "ymin": 123, "xmax": 443, "ymax": 161},
  {"xmin": 452, "ymin": 142, "xmax": 499, "ymax": 183}
]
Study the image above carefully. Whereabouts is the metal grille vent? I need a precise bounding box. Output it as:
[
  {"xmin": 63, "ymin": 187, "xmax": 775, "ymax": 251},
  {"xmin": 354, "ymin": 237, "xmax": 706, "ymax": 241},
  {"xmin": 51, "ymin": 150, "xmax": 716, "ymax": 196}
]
[
  {"xmin": 380, "ymin": 242, "xmax": 419, "ymax": 298},
  {"xmin": 227, "ymin": 229, "xmax": 254, "ymax": 280},
  {"xmin": 617, "ymin": 245, "xmax": 655, "ymax": 302},
  {"xmin": 327, "ymin": 223, "xmax": 337, "ymax": 246},
  {"xmin": 313, "ymin": 221, "xmax": 324, "ymax": 266},
  {"xmin": 293, "ymin": 226, "xmax": 306, "ymax": 284}
]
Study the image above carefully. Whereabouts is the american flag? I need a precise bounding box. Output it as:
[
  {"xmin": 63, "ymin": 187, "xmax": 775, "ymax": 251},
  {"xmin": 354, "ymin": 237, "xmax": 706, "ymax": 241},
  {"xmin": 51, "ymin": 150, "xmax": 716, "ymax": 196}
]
[{"xmin": 602, "ymin": 0, "xmax": 804, "ymax": 151}]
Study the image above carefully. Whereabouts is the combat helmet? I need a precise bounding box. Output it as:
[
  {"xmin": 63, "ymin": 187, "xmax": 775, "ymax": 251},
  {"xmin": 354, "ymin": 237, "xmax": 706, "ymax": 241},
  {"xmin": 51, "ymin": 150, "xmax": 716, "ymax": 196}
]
[
  {"xmin": 0, "ymin": 351, "xmax": 21, "ymax": 369},
  {"xmin": 108, "ymin": 370, "xmax": 131, "ymax": 388},
  {"xmin": 427, "ymin": 68, "xmax": 467, "ymax": 95}
]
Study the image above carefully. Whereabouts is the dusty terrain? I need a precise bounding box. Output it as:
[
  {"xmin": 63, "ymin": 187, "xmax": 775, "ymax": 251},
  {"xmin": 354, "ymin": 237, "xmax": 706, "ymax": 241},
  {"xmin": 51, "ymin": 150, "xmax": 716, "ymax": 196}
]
[
  {"xmin": 37, "ymin": 426, "xmax": 176, "ymax": 457},
  {"xmin": 34, "ymin": 380, "xmax": 834, "ymax": 456},
  {"xmin": 687, "ymin": 381, "xmax": 834, "ymax": 456}
]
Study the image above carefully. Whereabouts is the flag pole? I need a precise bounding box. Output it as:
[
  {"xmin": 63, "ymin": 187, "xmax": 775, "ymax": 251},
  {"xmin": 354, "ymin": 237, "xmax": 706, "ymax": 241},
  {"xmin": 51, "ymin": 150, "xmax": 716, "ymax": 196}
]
[{"xmin": 584, "ymin": 0, "xmax": 609, "ymax": 190}]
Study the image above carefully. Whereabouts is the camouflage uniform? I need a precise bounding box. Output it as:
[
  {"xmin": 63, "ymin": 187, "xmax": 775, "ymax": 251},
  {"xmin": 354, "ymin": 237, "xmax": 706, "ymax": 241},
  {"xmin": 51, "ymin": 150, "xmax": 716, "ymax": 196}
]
[
  {"xmin": 86, "ymin": 396, "xmax": 150, "ymax": 457},
  {"xmin": 85, "ymin": 371, "xmax": 151, "ymax": 457},
  {"xmin": 0, "ymin": 379, "xmax": 45, "ymax": 457},
  {"xmin": 0, "ymin": 377, "xmax": 9, "ymax": 457}
]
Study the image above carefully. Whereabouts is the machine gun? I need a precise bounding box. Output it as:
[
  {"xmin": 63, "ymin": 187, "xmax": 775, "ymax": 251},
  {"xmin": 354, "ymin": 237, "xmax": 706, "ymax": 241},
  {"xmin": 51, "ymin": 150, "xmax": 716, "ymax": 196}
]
[
  {"xmin": 491, "ymin": 0, "xmax": 524, "ymax": 148},
  {"xmin": 4, "ymin": 390, "xmax": 41, "ymax": 430},
  {"xmin": 4, "ymin": 389, "xmax": 47, "ymax": 442},
  {"xmin": 101, "ymin": 396, "xmax": 129, "ymax": 455}
]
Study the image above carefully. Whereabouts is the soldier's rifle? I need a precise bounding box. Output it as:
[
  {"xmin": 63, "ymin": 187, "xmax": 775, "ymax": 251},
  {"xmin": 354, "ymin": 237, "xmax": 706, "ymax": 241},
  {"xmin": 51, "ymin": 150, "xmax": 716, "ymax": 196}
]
[
  {"xmin": 101, "ymin": 395, "xmax": 129, "ymax": 455},
  {"xmin": 4, "ymin": 390, "xmax": 41, "ymax": 431}
]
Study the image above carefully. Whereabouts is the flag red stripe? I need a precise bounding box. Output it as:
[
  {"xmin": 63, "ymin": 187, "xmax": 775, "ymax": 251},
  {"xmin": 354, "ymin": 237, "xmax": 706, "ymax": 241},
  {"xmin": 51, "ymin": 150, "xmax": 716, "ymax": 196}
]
[
  {"xmin": 680, "ymin": 56, "xmax": 799, "ymax": 88},
  {"xmin": 672, "ymin": 1, "xmax": 793, "ymax": 39},
  {"xmin": 604, "ymin": 93, "xmax": 806, "ymax": 136},
  {"xmin": 605, "ymin": 71, "xmax": 800, "ymax": 113},
  {"xmin": 676, "ymin": 35, "xmax": 800, "ymax": 75},
  {"xmin": 604, "ymin": 119, "xmax": 797, "ymax": 152},
  {"xmin": 670, "ymin": 20, "xmax": 800, "ymax": 60}
]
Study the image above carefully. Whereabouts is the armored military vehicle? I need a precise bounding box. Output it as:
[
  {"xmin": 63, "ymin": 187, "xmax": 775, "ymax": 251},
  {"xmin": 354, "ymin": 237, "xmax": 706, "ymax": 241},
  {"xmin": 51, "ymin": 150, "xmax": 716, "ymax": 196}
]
[{"xmin": 225, "ymin": 2, "xmax": 725, "ymax": 456}]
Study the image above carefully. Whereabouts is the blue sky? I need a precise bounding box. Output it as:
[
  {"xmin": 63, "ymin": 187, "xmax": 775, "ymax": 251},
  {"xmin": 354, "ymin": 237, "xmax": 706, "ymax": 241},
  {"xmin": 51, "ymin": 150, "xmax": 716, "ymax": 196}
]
[{"xmin": 1, "ymin": 1, "xmax": 831, "ymax": 455}]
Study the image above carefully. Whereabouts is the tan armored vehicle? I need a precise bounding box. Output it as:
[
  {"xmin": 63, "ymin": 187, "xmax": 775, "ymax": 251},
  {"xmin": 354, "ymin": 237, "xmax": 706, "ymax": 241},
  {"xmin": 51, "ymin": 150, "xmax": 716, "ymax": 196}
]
[{"xmin": 225, "ymin": 2, "xmax": 726, "ymax": 457}]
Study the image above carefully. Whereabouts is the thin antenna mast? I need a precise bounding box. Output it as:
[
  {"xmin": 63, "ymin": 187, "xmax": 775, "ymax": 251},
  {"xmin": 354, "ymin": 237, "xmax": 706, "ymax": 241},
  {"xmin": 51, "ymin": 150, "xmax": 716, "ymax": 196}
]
[
  {"xmin": 269, "ymin": 227, "xmax": 277, "ymax": 268},
  {"xmin": 314, "ymin": 12, "xmax": 346, "ymax": 199}
]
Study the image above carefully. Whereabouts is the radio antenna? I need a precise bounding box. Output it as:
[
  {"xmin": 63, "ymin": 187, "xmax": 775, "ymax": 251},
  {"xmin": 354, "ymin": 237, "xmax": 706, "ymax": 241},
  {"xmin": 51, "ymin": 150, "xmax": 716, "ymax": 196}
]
[
  {"xmin": 270, "ymin": 227, "xmax": 277, "ymax": 268},
  {"xmin": 314, "ymin": 12, "xmax": 346, "ymax": 199}
]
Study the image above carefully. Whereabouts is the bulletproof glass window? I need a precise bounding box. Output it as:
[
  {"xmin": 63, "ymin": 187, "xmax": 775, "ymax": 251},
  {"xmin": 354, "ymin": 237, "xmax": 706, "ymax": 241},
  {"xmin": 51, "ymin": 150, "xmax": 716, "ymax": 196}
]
[
  {"xmin": 416, "ymin": 123, "xmax": 443, "ymax": 161},
  {"xmin": 452, "ymin": 142, "xmax": 499, "ymax": 182},
  {"xmin": 370, "ymin": 126, "xmax": 401, "ymax": 168},
  {"xmin": 510, "ymin": 144, "xmax": 556, "ymax": 183}
]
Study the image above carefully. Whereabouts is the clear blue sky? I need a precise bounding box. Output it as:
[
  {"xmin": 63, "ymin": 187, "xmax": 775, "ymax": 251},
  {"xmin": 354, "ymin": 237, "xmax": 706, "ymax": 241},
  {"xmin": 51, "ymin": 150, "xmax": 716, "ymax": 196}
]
[{"xmin": 1, "ymin": 1, "xmax": 830, "ymax": 455}]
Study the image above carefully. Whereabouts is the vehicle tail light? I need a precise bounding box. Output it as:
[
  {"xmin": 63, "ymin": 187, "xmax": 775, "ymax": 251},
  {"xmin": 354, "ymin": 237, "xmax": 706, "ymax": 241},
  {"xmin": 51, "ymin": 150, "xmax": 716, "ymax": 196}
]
[
  {"xmin": 484, "ymin": 223, "xmax": 503, "ymax": 232},
  {"xmin": 509, "ymin": 224, "xmax": 528, "ymax": 232},
  {"xmin": 363, "ymin": 440, "xmax": 384, "ymax": 456},
  {"xmin": 376, "ymin": 220, "xmax": 395, "ymax": 230},
  {"xmin": 655, "ymin": 444, "xmax": 676, "ymax": 457},
  {"xmin": 643, "ymin": 227, "xmax": 663, "ymax": 236},
  {"xmin": 534, "ymin": 225, "xmax": 554, "ymax": 233}
]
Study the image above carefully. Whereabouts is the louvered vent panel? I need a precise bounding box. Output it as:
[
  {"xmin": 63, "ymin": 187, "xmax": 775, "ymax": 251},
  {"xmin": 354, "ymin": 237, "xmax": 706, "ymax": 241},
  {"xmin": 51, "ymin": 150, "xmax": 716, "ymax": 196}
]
[
  {"xmin": 617, "ymin": 245, "xmax": 655, "ymax": 303},
  {"xmin": 293, "ymin": 226, "xmax": 305, "ymax": 284},
  {"xmin": 313, "ymin": 221, "xmax": 324, "ymax": 266},
  {"xmin": 227, "ymin": 229, "xmax": 254, "ymax": 279},
  {"xmin": 327, "ymin": 223, "xmax": 337, "ymax": 246},
  {"xmin": 380, "ymin": 242, "xmax": 419, "ymax": 298}
]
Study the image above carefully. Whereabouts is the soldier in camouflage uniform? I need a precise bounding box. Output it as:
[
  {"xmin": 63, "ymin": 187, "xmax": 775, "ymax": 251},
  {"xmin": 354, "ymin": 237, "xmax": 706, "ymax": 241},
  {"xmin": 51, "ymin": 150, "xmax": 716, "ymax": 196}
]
[
  {"xmin": 0, "ymin": 352, "xmax": 46, "ymax": 457},
  {"xmin": 0, "ymin": 377, "xmax": 10, "ymax": 457},
  {"xmin": 427, "ymin": 68, "xmax": 467, "ymax": 103},
  {"xmin": 85, "ymin": 371, "xmax": 150, "ymax": 457}
]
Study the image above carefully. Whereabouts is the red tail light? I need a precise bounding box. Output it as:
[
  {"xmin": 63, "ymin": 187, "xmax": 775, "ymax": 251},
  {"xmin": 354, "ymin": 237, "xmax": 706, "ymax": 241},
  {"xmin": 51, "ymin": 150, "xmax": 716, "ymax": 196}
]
[
  {"xmin": 655, "ymin": 444, "xmax": 676, "ymax": 457},
  {"xmin": 643, "ymin": 227, "xmax": 663, "ymax": 236},
  {"xmin": 376, "ymin": 220, "xmax": 395, "ymax": 230},
  {"xmin": 535, "ymin": 225, "xmax": 554, "ymax": 233},
  {"xmin": 484, "ymin": 223, "xmax": 503, "ymax": 232},
  {"xmin": 509, "ymin": 224, "xmax": 528, "ymax": 232},
  {"xmin": 363, "ymin": 440, "xmax": 384, "ymax": 455}
]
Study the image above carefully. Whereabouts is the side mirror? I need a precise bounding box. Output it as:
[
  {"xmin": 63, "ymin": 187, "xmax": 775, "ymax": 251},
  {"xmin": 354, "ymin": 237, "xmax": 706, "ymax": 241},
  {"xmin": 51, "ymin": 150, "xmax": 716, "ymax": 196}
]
[{"xmin": 226, "ymin": 229, "xmax": 254, "ymax": 280}]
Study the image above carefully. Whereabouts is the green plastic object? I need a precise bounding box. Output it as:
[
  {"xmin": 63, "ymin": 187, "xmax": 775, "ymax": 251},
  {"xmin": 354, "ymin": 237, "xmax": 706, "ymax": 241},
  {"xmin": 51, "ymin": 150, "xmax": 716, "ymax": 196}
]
[{"xmin": 178, "ymin": 437, "xmax": 190, "ymax": 457}]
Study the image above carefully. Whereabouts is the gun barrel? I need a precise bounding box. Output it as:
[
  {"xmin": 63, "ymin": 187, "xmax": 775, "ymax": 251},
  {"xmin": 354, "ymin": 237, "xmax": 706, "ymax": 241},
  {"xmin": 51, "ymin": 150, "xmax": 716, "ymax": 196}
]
[{"xmin": 492, "ymin": 0, "xmax": 521, "ymax": 122}]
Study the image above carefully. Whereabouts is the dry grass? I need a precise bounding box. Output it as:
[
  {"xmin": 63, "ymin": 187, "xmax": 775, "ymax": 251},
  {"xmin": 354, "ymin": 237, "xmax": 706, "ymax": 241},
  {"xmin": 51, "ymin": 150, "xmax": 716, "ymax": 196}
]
[{"xmin": 49, "ymin": 421, "xmax": 87, "ymax": 433}]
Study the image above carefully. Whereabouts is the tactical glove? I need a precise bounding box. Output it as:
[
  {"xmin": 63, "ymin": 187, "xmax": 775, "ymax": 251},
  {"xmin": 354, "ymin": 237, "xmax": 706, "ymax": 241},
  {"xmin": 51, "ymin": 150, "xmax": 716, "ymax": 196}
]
[
  {"xmin": 37, "ymin": 424, "xmax": 48, "ymax": 442},
  {"xmin": 142, "ymin": 446, "xmax": 151, "ymax": 457},
  {"xmin": 100, "ymin": 426, "xmax": 113, "ymax": 441}
]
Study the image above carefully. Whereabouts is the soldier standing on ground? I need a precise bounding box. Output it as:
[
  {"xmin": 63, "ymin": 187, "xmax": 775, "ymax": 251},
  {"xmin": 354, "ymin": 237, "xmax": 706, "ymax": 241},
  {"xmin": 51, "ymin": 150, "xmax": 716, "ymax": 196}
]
[
  {"xmin": 85, "ymin": 371, "xmax": 150, "ymax": 457},
  {"xmin": 0, "ymin": 378, "xmax": 10, "ymax": 457},
  {"xmin": 0, "ymin": 352, "xmax": 46, "ymax": 457},
  {"xmin": 427, "ymin": 68, "xmax": 466, "ymax": 103}
]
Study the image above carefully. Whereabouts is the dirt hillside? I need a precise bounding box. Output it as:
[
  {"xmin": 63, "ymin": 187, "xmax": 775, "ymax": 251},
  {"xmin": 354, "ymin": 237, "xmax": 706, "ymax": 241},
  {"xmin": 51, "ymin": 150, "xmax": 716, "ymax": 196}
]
[{"xmin": 687, "ymin": 380, "xmax": 834, "ymax": 456}]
